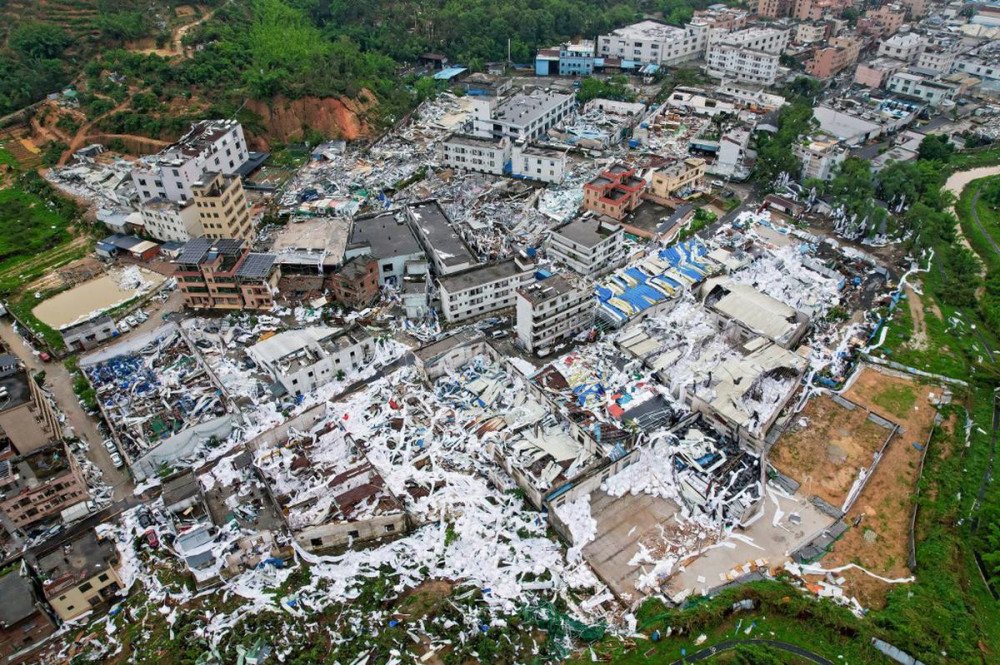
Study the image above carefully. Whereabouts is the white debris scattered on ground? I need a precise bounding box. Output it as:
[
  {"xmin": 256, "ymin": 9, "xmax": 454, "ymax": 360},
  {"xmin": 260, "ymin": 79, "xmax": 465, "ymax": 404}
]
[
  {"xmin": 557, "ymin": 494, "xmax": 598, "ymax": 562},
  {"xmin": 27, "ymin": 70, "xmax": 921, "ymax": 664}
]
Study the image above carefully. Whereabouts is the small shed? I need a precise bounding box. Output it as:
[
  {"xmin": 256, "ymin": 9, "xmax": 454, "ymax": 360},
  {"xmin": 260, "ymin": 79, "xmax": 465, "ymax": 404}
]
[
  {"xmin": 99, "ymin": 234, "xmax": 160, "ymax": 261},
  {"xmin": 420, "ymin": 53, "xmax": 449, "ymax": 70},
  {"xmin": 433, "ymin": 66, "xmax": 468, "ymax": 82}
]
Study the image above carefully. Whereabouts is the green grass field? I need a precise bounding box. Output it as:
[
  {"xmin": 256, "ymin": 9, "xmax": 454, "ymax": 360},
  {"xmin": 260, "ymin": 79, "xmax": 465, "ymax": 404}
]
[
  {"xmin": 0, "ymin": 187, "xmax": 74, "ymax": 272},
  {"xmin": 0, "ymin": 177, "xmax": 88, "ymax": 351},
  {"xmin": 956, "ymin": 176, "xmax": 1000, "ymax": 273}
]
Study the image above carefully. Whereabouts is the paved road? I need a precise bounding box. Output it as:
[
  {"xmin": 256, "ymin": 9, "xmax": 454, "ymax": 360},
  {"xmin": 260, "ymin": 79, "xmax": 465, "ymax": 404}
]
[
  {"xmin": 0, "ymin": 321, "xmax": 133, "ymax": 500},
  {"xmin": 671, "ymin": 638, "xmax": 835, "ymax": 664},
  {"xmin": 0, "ymin": 288, "xmax": 183, "ymax": 502}
]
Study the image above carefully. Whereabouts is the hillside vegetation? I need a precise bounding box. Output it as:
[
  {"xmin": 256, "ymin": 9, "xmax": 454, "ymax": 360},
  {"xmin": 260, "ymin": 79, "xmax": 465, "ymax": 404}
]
[
  {"xmin": 1, "ymin": 0, "xmax": 681, "ymax": 140},
  {"xmin": 0, "ymin": 0, "xmax": 213, "ymax": 116}
]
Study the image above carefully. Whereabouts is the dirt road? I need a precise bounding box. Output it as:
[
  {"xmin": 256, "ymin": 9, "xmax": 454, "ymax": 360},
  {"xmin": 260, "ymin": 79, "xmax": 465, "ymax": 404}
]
[
  {"xmin": 944, "ymin": 165, "xmax": 1000, "ymax": 252},
  {"xmin": 133, "ymin": 3, "xmax": 227, "ymax": 58},
  {"xmin": 944, "ymin": 165, "xmax": 1000, "ymax": 201},
  {"xmin": 0, "ymin": 320, "xmax": 133, "ymax": 500}
]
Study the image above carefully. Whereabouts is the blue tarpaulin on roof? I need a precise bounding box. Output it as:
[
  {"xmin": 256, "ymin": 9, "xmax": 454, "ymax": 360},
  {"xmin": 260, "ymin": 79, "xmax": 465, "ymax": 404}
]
[
  {"xmin": 434, "ymin": 66, "xmax": 468, "ymax": 80},
  {"xmin": 597, "ymin": 238, "xmax": 710, "ymax": 323}
]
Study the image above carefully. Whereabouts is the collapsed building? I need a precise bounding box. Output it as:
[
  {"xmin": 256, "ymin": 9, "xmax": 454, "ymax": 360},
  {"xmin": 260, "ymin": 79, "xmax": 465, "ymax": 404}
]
[{"xmin": 80, "ymin": 324, "xmax": 233, "ymax": 480}]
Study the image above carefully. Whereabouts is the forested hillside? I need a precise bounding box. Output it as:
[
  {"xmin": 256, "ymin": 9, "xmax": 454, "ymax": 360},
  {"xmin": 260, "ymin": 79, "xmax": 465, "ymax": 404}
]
[{"xmin": 0, "ymin": 0, "xmax": 730, "ymax": 136}]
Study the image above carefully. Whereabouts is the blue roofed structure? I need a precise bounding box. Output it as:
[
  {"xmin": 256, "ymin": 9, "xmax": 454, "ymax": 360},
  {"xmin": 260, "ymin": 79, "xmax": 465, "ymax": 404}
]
[
  {"xmin": 433, "ymin": 66, "xmax": 468, "ymax": 81},
  {"xmin": 596, "ymin": 238, "xmax": 714, "ymax": 326}
]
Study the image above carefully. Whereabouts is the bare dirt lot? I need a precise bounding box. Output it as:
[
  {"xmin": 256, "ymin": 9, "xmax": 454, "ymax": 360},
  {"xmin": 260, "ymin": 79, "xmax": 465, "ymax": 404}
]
[
  {"xmin": 814, "ymin": 367, "xmax": 940, "ymax": 608},
  {"xmin": 770, "ymin": 394, "xmax": 890, "ymax": 509},
  {"xmin": 25, "ymin": 254, "xmax": 104, "ymax": 292},
  {"xmin": 904, "ymin": 284, "xmax": 928, "ymax": 351}
]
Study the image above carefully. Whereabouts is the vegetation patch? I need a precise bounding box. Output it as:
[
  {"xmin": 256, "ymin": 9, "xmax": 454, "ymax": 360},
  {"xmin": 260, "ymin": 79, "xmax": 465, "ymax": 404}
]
[
  {"xmin": 870, "ymin": 383, "xmax": 917, "ymax": 420},
  {"xmin": 0, "ymin": 185, "xmax": 74, "ymax": 274}
]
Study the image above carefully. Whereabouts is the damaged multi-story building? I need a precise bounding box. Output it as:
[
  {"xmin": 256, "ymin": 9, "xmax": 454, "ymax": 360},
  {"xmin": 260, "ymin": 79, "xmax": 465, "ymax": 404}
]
[
  {"xmin": 516, "ymin": 273, "xmax": 595, "ymax": 355},
  {"xmin": 582, "ymin": 165, "xmax": 646, "ymax": 221},
  {"xmin": 174, "ymin": 238, "xmax": 280, "ymax": 310},
  {"xmin": 548, "ymin": 216, "xmax": 628, "ymax": 277},
  {"xmin": 131, "ymin": 119, "xmax": 250, "ymax": 204},
  {"xmin": 471, "ymin": 90, "xmax": 576, "ymax": 142},
  {"xmin": 438, "ymin": 256, "xmax": 534, "ymax": 324},
  {"xmin": 248, "ymin": 326, "xmax": 375, "ymax": 397}
]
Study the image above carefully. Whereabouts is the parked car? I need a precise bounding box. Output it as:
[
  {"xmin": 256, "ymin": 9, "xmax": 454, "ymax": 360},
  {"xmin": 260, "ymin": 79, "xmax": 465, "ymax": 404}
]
[
  {"xmin": 103, "ymin": 440, "xmax": 117, "ymax": 453},
  {"xmin": 110, "ymin": 452, "xmax": 124, "ymax": 468},
  {"xmin": 39, "ymin": 352, "xmax": 51, "ymax": 362},
  {"xmin": 137, "ymin": 510, "xmax": 153, "ymax": 529},
  {"xmin": 145, "ymin": 529, "xmax": 159, "ymax": 548}
]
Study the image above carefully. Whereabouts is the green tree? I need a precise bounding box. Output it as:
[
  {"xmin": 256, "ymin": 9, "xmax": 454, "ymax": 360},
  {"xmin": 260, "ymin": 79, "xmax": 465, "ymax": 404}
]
[
  {"xmin": 938, "ymin": 245, "xmax": 982, "ymax": 307},
  {"xmin": 904, "ymin": 201, "xmax": 956, "ymax": 247},
  {"xmin": 576, "ymin": 75, "xmax": 636, "ymax": 104},
  {"xmin": 782, "ymin": 75, "xmax": 823, "ymax": 102},
  {"xmin": 752, "ymin": 100, "xmax": 815, "ymax": 191},
  {"xmin": 413, "ymin": 76, "xmax": 440, "ymax": 103},
  {"xmin": 917, "ymin": 134, "xmax": 954, "ymax": 162},
  {"xmin": 876, "ymin": 159, "xmax": 943, "ymax": 209},
  {"xmin": 8, "ymin": 22, "xmax": 70, "ymax": 59}
]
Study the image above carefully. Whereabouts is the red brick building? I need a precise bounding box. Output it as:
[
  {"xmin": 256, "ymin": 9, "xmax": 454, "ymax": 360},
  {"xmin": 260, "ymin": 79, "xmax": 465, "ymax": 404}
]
[
  {"xmin": 327, "ymin": 256, "xmax": 380, "ymax": 310},
  {"xmin": 0, "ymin": 562, "xmax": 58, "ymax": 663},
  {"xmin": 582, "ymin": 165, "xmax": 645, "ymax": 221},
  {"xmin": 174, "ymin": 237, "xmax": 280, "ymax": 311},
  {"xmin": 0, "ymin": 441, "xmax": 89, "ymax": 530}
]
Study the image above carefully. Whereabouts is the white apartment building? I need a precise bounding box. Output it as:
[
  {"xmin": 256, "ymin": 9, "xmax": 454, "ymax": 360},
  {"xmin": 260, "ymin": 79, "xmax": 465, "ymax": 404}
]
[
  {"xmin": 131, "ymin": 119, "xmax": 249, "ymax": 204},
  {"xmin": 345, "ymin": 211, "xmax": 428, "ymax": 287},
  {"xmin": 710, "ymin": 128, "xmax": 753, "ymax": 180},
  {"xmin": 794, "ymin": 135, "xmax": 848, "ymax": 181},
  {"xmin": 705, "ymin": 44, "xmax": 783, "ymax": 84},
  {"xmin": 711, "ymin": 26, "xmax": 790, "ymax": 54},
  {"xmin": 714, "ymin": 82, "xmax": 787, "ymax": 110},
  {"xmin": 248, "ymin": 326, "xmax": 374, "ymax": 397},
  {"xmin": 547, "ymin": 216, "xmax": 627, "ymax": 277},
  {"xmin": 954, "ymin": 56, "xmax": 999, "ymax": 87},
  {"xmin": 138, "ymin": 198, "xmax": 203, "ymax": 242},
  {"xmin": 583, "ymin": 98, "xmax": 647, "ymax": 116},
  {"xmin": 597, "ymin": 20, "xmax": 709, "ymax": 65},
  {"xmin": 666, "ymin": 88, "xmax": 738, "ymax": 116},
  {"xmin": 405, "ymin": 200, "xmax": 478, "ymax": 277},
  {"xmin": 914, "ymin": 46, "xmax": 957, "ymax": 74},
  {"xmin": 471, "ymin": 91, "xmax": 576, "ymax": 142},
  {"xmin": 511, "ymin": 143, "xmax": 567, "ymax": 184},
  {"xmin": 442, "ymin": 134, "xmax": 510, "ymax": 176},
  {"xmin": 886, "ymin": 71, "xmax": 958, "ymax": 107},
  {"xmin": 516, "ymin": 274, "xmax": 595, "ymax": 355},
  {"xmin": 705, "ymin": 27, "xmax": 789, "ymax": 85},
  {"xmin": 437, "ymin": 257, "xmax": 533, "ymax": 323},
  {"xmin": 877, "ymin": 32, "xmax": 926, "ymax": 63},
  {"xmin": 795, "ymin": 23, "xmax": 827, "ymax": 44}
]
